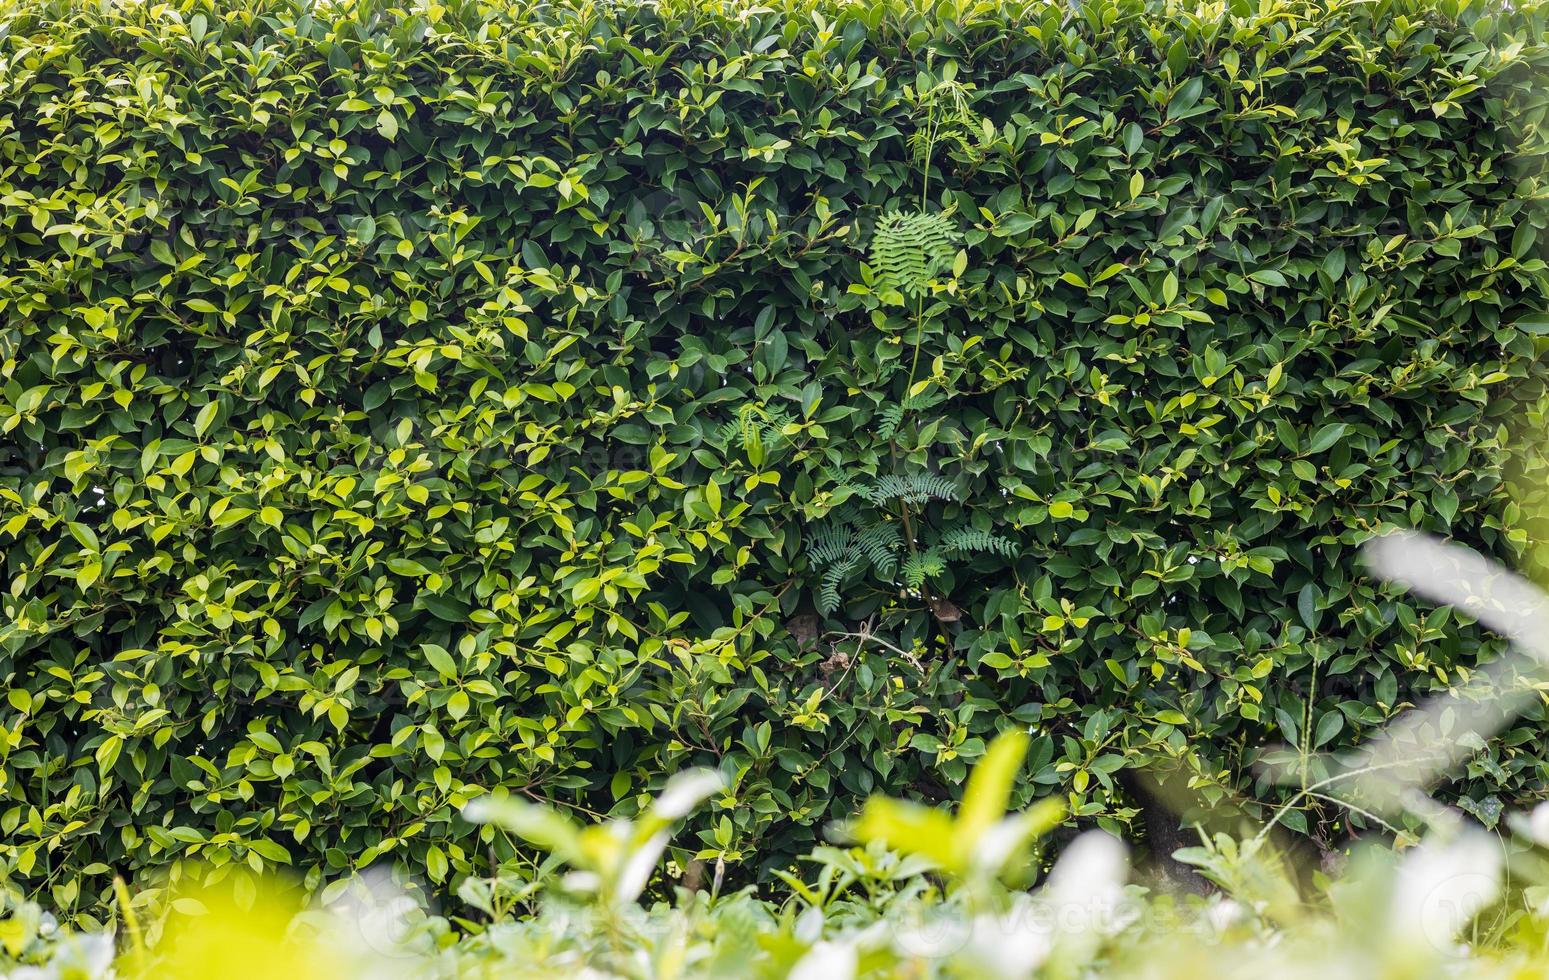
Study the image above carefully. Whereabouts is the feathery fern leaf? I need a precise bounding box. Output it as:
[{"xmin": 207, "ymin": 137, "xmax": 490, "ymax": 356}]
[
  {"xmin": 869, "ymin": 210, "xmax": 957, "ymax": 299},
  {"xmin": 861, "ymin": 472, "xmax": 959, "ymax": 506},
  {"xmin": 907, "ymin": 77, "xmax": 985, "ymax": 168},
  {"xmin": 902, "ymin": 548, "xmax": 947, "ymax": 588},
  {"xmin": 857, "ymin": 521, "xmax": 903, "ymax": 576},
  {"xmin": 713, "ymin": 405, "xmax": 794, "ymax": 453},
  {"xmin": 876, "ymin": 404, "xmax": 907, "ymax": 441},
  {"xmin": 806, "ymin": 522, "xmax": 854, "ymax": 566},
  {"xmin": 804, "ymin": 471, "xmax": 1004, "ymax": 616},
  {"xmin": 940, "ymin": 525, "xmax": 1017, "ymax": 558}
]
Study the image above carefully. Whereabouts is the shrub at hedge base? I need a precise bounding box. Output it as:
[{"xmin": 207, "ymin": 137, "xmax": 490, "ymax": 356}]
[{"xmin": 1, "ymin": 0, "xmax": 1548, "ymax": 922}]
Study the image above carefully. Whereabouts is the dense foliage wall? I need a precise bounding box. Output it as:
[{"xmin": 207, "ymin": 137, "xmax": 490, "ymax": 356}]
[{"xmin": 1, "ymin": 0, "xmax": 1547, "ymax": 920}]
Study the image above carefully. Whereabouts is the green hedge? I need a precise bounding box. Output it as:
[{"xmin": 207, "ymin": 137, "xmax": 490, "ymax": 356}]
[{"xmin": 2, "ymin": 0, "xmax": 1547, "ymax": 920}]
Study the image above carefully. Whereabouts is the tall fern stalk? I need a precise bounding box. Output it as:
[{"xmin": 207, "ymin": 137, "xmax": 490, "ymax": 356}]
[{"xmin": 824, "ymin": 64, "xmax": 987, "ymax": 634}]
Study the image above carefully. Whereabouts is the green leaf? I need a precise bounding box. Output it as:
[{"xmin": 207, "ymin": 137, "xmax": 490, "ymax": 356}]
[
  {"xmin": 1305, "ymin": 423, "xmax": 1348, "ymax": 454},
  {"xmin": 1297, "ymin": 583, "xmax": 1321, "ymax": 631},
  {"xmin": 194, "ymin": 400, "xmax": 220, "ymax": 438},
  {"xmin": 422, "ymin": 644, "xmax": 457, "ymax": 678},
  {"xmin": 1314, "ymin": 711, "xmax": 1345, "ymax": 747},
  {"xmin": 572, "ymin": 579, "xmax": 601, "ymax": 605}
]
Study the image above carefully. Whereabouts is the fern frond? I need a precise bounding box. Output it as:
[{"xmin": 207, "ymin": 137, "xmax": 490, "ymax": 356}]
[
  {"xmin": 939, "ymin": 525, "xmax": 1016, "ymax": 558},
  {"xmin": 902, "ymin": 390, "xmax": 945, "ymax": 412},
  {"xmin": 906, "ymin": 128, "xmax": 932, "ymax": 167},
  {"xmin": 901, "ymin": 548, "xmax": 946, "ymax": 588},
  {"xmin": 806, "ymin": 522, "xmax": 854, "ymax": 565},
  {"xmin": 910, "ymin": 78, "xmax": 984, "ymax": 167},
  {"xmin": 713, "ymin": 405, "xmax": 795, "ymax": 452},
  {"xmin": 856, "ymin": 521, "xmax": 903, "ymax": 576},
  {"xmin": 818, "ymin": 554, "xmax": 860, "ymax": 615},
  {"xmin": 805, "ymin": 470, "xmax": 974, "ymax": 614},
  {"xmin": 860, "ymin": 472, "xmax": 959, "ymax": 506},
  {"xmin": 876, "ymin": 404, "xmax": 906, "ymax": 441},
  {"xmin": 869, "ymin": 210, "xmax": 957, "ymax": 298}
]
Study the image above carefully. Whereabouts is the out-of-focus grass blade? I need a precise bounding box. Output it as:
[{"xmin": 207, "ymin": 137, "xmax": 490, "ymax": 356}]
[
  {"xmin": 1295, "ymin": 531, "xmax": 1549, "ymax": 817},
  {"xmin": 1365, "ymin": 531, "xmax": 1549, "ymax": 662}
]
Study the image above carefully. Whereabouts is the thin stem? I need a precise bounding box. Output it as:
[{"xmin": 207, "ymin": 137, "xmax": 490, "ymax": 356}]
[
  {"xmin": 1302, "ymin": 790, "xmax": 1402, "ymax": 837},
  {"xmin": 1256, "ymin": 757, "xmax": 1428, "ymax": 842},
  {"xmin": 831, "ymin": 629, "xmax": 926, "ymax": 674}
]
